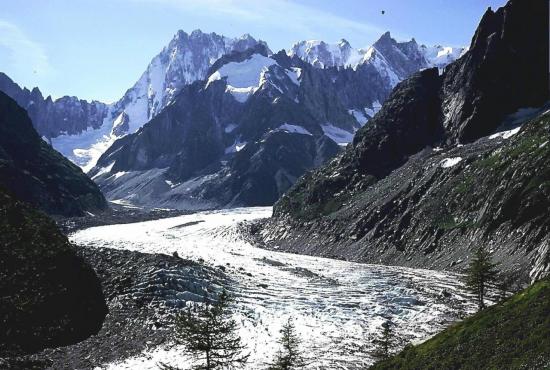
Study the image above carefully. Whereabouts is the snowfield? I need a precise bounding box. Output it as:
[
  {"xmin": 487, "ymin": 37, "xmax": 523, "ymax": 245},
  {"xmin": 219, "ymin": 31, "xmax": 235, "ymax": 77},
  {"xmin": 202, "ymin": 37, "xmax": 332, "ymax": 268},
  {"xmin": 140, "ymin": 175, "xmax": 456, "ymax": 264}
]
[{"xmin": 74, "ymin": 207, "xmax": 475, "ymax": 369}]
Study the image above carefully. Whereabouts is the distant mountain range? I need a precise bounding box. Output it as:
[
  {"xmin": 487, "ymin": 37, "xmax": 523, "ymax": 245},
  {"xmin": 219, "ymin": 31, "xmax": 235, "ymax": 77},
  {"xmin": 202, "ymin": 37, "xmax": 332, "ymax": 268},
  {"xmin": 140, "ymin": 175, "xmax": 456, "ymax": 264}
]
[
  {"xmin": 84, "ymin": 30, "xmax": 464, "ymax": 209},
  {"xmin": 0, "ymin": 28, "xmax": 464, "ymax": 211},
  {"xmin": 0, "ymin": 31, "xmax": 463, "ymax": 175}
]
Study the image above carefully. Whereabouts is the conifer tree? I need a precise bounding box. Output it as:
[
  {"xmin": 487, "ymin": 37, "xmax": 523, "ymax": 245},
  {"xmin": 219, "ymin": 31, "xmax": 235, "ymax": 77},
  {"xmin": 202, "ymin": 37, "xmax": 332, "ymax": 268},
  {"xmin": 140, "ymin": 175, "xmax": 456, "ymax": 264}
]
[
  {"xmin": 372, "ymin": 320, "xmax": 395, "ymax": 360},
  {"xmin": 160, "ymin": 289, "xmax": 248, "ymax": 370},
  {"xmin": 466, "ymin": 245, "xmax": 499, "ymax": 311},
  {"xmin": 268, "ymin": 317, "xmax": 306, "ymax": 369}
]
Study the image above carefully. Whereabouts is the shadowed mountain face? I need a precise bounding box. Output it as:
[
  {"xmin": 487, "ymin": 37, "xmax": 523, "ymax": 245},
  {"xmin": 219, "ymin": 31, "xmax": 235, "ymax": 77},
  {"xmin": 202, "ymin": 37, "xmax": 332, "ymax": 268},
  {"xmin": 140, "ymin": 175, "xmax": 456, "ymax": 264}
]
[
  {"xmin": 0, "ymin": 188, "xmax": 107, "ymax": 356},
  {"xmin": 0, "ymin": 91, "xmax": 107, "ymax": 216},
  {"xmin": 263, "ymin": 0, "xmax": 549, "ymax": 281}
]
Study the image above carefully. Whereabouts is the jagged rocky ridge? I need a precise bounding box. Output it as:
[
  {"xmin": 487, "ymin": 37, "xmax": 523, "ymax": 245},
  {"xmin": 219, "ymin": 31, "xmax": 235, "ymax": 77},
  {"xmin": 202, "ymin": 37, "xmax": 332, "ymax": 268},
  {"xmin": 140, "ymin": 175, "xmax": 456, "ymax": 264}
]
[
  {"xmin": 0, "ymin": 188, "xmax": 107, "ymax": 358},
  {"xmin": 0, "ymin": 72, "xmax": 109, "ymax": 139},
  {"xmin": 261, "ymin": 0, "xmax": 549, "ymax": 281},
  {"xmin": 289, "ymin": 34, "xmax": 465, "ymax": 73},
  {"xmin": 0, "ymin": 91, "xmax": 106, "ymax": 216},
  {"xmin": 89, "ymin": 45, "xmax": 345, "ymax": 208}
]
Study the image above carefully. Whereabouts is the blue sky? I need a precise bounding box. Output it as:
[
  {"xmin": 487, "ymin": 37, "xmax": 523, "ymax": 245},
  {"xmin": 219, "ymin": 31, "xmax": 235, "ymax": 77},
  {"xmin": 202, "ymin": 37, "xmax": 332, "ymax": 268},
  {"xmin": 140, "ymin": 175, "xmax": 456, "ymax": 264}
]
[{"xmin": 1, "ymin": 0, "xmax": 507, "ymax": 103}]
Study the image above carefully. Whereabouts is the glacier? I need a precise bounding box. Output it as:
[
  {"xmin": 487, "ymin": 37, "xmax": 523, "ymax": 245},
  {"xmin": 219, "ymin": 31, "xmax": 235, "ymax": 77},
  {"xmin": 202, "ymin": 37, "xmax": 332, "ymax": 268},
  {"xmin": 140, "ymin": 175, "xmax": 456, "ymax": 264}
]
[{"xmin": 72, "ymin": 207, "xmax": 477, "ymax": 369}]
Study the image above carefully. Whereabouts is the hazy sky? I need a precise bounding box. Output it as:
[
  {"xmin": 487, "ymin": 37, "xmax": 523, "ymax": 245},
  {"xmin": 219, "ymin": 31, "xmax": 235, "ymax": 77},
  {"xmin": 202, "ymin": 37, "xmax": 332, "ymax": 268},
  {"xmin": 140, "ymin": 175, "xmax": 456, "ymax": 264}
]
[{"xmin": 1, "ymin": 0, "xmax": 507, "ymax": 102}]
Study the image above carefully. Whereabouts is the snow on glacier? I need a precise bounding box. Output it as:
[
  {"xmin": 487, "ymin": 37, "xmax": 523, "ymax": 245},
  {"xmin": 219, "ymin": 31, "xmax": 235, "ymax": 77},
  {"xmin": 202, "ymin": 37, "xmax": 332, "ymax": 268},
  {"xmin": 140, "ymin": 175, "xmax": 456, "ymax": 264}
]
[
  {"xmin": 207, "ymin": 54, "xmax": 278, "ymax": 102},
  {"xmin": 74, "ymin": 207, "xmax": 476, "ymax": 369}
]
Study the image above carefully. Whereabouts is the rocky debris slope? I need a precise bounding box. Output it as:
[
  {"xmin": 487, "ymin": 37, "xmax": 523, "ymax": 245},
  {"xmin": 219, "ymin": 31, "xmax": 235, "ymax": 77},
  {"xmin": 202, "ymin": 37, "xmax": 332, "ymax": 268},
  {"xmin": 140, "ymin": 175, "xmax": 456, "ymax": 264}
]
[
  {"xmin": 0, "ymin": 92, "xmax": 107, "ymax": 216},
  {"xmin": 261, "ymin": 109, "xmax": 550, "ymax": 281},
  {"xmin": 0, "ymin": 188, "xmax": 107, "ymax": 358},
  {"xmin": 0, "ymin": 73, "xmax": 109, "ymax": 139},
  {"xmin": 262, "ymin": 0, "xmax": 549, "ymax": 281},
  {"xmin": 30, "ymin": 246, "xmax": 227, "ymax": 370}
]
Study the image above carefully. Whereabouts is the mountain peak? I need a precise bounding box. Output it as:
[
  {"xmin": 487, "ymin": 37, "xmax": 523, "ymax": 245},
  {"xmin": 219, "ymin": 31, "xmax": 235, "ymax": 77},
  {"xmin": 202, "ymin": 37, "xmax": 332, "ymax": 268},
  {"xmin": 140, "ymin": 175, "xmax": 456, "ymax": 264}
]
[
  {"xmin": 380, "ymin": 31, "xmax": 392, "ymax": 40},
  {"xmin": 339, "ymin": 38, "xmax": 351, "ymax": 47}
]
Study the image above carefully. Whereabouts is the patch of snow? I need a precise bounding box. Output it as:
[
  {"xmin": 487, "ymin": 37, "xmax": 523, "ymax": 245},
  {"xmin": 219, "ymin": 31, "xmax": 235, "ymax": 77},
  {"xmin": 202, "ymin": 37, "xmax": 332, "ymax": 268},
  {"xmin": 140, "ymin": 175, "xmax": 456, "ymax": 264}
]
[
  {"xmin": 112, "ymin": 171, "xmax": 127, "ymax": 180},
  {"xmin": 225, "ymin": 138, "xmax": 248, "ymax": 154},
  {"xmin": 285, "ymin": 67, "xmax": 302, "ymax": 86},
  {"xmin": 207, "ymin": 54, "xmax": 278, "ymax": 103},
  {"xmin": 440, "ymin": 157, "xmax": 463, "ymax": 168},
  {"xmin": 422, "ymin": 45, "xmax": 467, "ymax": 69},
  {"xmin": 489, "ymin": 127, "xmax": 521, "ymax": 140},
  {"xmin": 321, "ymin": 123, "xmax": 355, "ymax": 145},
  {"xmin": 349, "ymin": 109, "xmax": 368, "ymax": 126},
  {"xmin": 91, "ymin": 162, "xmax": 115, "ymax": 180},
  {"xmin": 224, "ymin": 123, "xmax": 238, "ymax": 133},
  {"xmin": 364, "ymin": 101, "xmax": 383, "ymax": 118},
  {"xmin": 51, "ymin": 113, "xmax": 117, "ymax": 173},
  {"xmin": 276, "ymin": 123, "xmax": 312, "ymax": 136}
]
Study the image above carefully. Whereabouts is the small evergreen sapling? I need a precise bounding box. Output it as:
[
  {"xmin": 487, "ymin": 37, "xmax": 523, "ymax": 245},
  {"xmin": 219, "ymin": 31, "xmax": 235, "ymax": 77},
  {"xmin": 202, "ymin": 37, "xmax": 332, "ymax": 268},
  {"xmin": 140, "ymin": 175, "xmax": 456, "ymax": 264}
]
[
  {"xmin": 268, "ymin": 317, "xmax": 306, "ymax": 369},
  {"xmin": 160, "ymin": 289, "xmax": 248, "ymax": 370},
  {"xmin": 372, "ymin": 320, "xmax": 395, "ymax": 361}
]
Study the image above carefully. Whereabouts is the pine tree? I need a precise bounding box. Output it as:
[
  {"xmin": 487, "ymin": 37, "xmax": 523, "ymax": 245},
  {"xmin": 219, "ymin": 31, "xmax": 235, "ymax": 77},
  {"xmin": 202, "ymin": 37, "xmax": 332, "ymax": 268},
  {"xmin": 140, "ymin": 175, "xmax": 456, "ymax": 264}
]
[
  {"xmin": 160, "ymin": 289, "xmax": 248, "ymax": 370},
  {"xmin": 466, "ymin": 245, "xmax": 499, "ymax": 311},
  {"xmin": 372, "ymin": 320, "xmax": 394, "ymax": 360},
  {"xmin": 268, "ymin": 317, "xmax": 306, "ymax": 369}
]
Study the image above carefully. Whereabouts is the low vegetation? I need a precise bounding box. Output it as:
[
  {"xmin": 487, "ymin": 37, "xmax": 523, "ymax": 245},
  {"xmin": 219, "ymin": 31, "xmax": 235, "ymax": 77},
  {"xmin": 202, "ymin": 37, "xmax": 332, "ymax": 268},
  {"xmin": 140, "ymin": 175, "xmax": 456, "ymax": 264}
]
[{"xmin": 370, "ymin": 277, "xmax": 550, "ymax": 370}]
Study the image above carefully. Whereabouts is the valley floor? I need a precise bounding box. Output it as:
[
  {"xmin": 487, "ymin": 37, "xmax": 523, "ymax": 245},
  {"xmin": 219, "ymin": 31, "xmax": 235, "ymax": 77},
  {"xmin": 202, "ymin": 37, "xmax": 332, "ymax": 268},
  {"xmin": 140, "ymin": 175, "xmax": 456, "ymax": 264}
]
[{"xmin": 49, "ymin": 207, "xmax": 477, "ymax": 369}]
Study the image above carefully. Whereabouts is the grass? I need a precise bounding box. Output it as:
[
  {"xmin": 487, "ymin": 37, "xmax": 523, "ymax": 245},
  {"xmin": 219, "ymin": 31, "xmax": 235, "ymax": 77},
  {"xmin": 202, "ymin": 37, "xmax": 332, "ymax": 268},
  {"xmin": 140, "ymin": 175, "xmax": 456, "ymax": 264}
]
[{"xmin": 370, "ymin": 277, "xmax": 550, "ymax": 370}]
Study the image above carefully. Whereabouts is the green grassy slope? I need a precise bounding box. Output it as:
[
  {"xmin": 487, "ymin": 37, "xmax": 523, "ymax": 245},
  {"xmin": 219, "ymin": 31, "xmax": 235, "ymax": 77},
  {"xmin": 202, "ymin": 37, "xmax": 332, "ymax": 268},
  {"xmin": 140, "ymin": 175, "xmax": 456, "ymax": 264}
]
[{"xmin": 370, "ymin": 278, "xmax": 550, "ymax": 370}]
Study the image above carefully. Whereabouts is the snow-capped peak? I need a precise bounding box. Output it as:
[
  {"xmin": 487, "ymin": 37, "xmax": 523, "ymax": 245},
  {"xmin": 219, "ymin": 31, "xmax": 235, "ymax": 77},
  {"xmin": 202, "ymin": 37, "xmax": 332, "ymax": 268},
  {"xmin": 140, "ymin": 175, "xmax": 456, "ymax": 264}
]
[
  {"xmin": 288, "ymin": 39, "xmax": 364, "ymax": 69},
  {"xmin": 289, "ymin": 32, "xmax": 465, "ymax": 88},
  {"xmin": 50, "ymin": 30, "xmax": 267, "ymax": 171},
  {"xmin": 207, "ymin": 52, "xmax": 301, "ymax": 103}
]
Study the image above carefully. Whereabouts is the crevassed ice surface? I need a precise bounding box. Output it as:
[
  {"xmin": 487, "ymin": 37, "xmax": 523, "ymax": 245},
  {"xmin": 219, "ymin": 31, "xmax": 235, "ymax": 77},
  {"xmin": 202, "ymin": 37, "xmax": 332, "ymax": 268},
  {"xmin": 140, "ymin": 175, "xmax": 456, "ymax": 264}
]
[{"xmin": 74, "ymin": 207, "xmax": 475, "ymax": 369}]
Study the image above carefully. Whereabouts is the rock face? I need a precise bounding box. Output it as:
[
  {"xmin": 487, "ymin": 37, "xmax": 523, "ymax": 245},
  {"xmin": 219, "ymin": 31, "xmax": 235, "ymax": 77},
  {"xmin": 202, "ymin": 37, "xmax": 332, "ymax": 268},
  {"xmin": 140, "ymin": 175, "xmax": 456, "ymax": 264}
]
[
  {"xmin": 0, "ymin": 91, "xmax": 107, "ymax": 216},
  {"xmin": 0, "ymin": 72, "xmax": 109, "ymax": 139},
  {"xmin": 0, "ymin": 188, "xmax": 107, "ymax": 356},
  {"xmin": 263, "ymin": 0, "xmax": 549, "ymax": 280}
]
